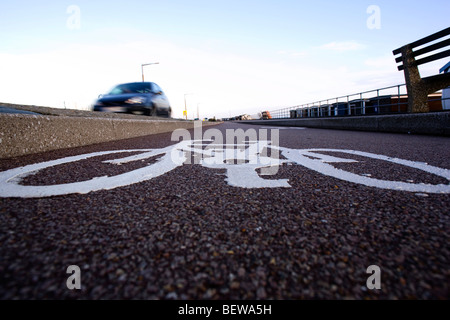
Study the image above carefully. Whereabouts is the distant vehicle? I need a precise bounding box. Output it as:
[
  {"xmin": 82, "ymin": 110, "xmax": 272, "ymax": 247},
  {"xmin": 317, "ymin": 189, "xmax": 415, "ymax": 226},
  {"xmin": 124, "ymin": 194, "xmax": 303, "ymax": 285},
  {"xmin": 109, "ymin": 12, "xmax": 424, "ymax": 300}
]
[
  {"xmin": 92, "ymin": 82, "xmax": 172, "ymax": 117},
  {"xmin": 261, "ymin": 111, "xmax": 272, "ymax": 120},
  {"xmin": 240, "ymin": 114, "xmax": 252, "ymax": 120}
]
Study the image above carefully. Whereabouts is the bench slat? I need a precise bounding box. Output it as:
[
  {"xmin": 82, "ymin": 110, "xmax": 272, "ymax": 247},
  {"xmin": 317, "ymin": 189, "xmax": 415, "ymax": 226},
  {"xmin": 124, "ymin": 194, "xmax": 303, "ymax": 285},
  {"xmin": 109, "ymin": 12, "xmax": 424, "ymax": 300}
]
[
  {"xmin": 395, "ymin": 38, "xmax": 450, "ymax": 63},
  {"xmin": 422, "ymin": 72, "xmax": 450, "ymax": 83},
  {"xmin": 393, "ymin": 27, "xmax": 450, "ymax": 55},
  {"xmin": 413, "ymin": 38, "xmax": 450, "ymax": 59},
  {"xmin": 397, "ymin": 49, "xmax": 450, "ymax": 71}
]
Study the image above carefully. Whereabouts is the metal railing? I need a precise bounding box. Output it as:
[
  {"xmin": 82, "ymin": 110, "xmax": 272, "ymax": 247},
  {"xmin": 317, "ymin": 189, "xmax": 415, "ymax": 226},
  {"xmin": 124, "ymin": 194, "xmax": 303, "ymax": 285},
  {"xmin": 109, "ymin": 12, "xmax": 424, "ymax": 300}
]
[{"xmin": 265, "ymin": 84, "xmax": 447, "ymax": 120}]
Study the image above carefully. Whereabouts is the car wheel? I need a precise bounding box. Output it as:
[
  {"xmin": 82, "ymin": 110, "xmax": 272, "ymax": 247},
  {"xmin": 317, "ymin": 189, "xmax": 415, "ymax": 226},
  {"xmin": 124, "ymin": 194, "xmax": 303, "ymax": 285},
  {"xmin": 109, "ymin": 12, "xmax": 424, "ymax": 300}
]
[{"xmin": 145, "ymin": 105, "xmax": 156, "ymax": 116}]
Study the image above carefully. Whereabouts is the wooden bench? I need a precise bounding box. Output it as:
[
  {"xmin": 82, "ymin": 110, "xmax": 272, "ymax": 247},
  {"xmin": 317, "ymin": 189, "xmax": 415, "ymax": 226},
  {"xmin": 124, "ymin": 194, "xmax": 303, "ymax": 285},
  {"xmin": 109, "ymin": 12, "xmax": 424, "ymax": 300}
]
[{"xmin": 393, "ymin": 27, "xmax": 450, "ymax": 113}]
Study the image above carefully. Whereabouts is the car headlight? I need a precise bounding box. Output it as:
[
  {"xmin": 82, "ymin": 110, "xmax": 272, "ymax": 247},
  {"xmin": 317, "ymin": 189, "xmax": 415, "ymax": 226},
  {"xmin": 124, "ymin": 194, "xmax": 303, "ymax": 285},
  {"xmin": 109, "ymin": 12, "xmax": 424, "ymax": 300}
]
[{"xmin": 125, "ymin": 96, "xmax": 146, "ymax": 104}]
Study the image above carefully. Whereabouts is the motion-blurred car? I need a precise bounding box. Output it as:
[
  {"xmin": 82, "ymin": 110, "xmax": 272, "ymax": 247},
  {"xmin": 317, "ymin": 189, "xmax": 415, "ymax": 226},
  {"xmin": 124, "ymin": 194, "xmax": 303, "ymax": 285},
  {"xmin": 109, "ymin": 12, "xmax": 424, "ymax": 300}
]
[{"xmin": 92, "ymin": 82, "xmax": 172, "ymax": 117}]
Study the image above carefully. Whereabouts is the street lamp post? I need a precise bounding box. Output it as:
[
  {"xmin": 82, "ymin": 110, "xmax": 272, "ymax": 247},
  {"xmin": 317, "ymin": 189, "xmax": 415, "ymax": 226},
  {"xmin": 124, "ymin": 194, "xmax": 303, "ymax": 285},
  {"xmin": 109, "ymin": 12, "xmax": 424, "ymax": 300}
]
[
  {"xmin": 184, "ymin": 93, "xmax": 194, "ymax": 120},
  {"xmin": 141, "ymin": 62, "xmax": 159, "ymax": 82}
]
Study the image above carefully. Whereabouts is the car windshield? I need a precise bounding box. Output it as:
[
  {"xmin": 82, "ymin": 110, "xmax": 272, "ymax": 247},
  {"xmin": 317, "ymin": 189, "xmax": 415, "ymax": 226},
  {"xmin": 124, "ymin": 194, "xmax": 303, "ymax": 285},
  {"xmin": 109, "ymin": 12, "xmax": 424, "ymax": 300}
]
[{"xmin": 108, "ymin": 83, "xmax": 152, "ymax": 95}]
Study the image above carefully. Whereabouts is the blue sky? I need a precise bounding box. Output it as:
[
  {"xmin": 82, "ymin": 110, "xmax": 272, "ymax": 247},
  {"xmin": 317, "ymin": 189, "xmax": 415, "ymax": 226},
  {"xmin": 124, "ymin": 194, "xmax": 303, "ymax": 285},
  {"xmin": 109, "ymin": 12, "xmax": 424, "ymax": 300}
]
[{"xmin": 1, "ymin": 0, "xmax": 449, "ymax": 119}]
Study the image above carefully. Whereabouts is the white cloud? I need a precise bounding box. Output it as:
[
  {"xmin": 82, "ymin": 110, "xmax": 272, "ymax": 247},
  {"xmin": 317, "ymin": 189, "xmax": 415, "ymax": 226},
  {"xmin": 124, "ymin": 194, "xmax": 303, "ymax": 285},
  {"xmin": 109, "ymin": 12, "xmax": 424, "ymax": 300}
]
[
  {"xmin": 277, "ymin": 50, "xmax": 308, "ymax": 58},
  {"xmin": 319, "ymin": 41, "xmax": 366, "ymax": 52},
  {"xmin": 365, "ymin": 55, "xmax": 397, "ymax": 68}
]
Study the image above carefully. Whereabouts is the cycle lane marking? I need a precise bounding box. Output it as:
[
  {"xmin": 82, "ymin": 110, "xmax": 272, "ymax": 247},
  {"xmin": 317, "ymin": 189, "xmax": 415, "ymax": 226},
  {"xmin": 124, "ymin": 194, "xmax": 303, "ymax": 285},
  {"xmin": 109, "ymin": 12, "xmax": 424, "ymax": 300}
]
[{"xmin": 0, "ymin": 140, "xmax": 449, "ymax": 198}]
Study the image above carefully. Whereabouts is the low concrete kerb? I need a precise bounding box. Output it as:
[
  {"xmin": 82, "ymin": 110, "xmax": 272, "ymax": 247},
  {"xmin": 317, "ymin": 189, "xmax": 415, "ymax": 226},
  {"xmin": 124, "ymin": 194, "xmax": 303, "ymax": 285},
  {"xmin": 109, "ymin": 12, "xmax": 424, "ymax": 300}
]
[
  {"xmin": 239, "ymin": 112, "xmax": 450, "ymax": 136},
  {"xmin": 0, "ymin": 113, "xmax": 220, "ymax": 159}
]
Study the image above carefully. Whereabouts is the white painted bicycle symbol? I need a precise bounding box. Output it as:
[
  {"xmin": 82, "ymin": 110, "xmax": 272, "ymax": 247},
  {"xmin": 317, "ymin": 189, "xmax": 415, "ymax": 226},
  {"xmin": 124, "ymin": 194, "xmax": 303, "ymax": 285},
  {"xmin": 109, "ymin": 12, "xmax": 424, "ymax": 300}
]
[{"xmin": 0, "ymin": 139, "xmax": 449, "ymax": 198}]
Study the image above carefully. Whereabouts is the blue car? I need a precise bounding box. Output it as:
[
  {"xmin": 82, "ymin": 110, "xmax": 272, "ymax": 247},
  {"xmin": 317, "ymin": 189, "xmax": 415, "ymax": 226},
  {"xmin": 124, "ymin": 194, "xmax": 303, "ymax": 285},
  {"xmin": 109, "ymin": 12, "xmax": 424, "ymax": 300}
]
[{"xmin": 93, "ymin": 82, "xmax": 172, "ymax": 117}]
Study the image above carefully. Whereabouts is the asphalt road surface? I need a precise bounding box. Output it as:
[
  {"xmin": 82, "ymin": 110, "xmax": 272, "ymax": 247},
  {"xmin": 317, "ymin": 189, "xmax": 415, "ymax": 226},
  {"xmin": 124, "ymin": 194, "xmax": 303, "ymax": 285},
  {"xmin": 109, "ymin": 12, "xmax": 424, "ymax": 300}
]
[{"xmin": 0, "ymin": 122, "xmax": 449, "ymax": 300}]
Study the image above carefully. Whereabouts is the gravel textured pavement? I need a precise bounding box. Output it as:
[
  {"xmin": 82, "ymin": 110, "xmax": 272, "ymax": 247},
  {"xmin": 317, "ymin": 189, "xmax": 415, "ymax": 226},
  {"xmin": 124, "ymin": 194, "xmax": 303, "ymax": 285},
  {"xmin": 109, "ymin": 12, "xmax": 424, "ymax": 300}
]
[{"xmin": 0, "ymin": 122, "xmax": 448, "ymax": 300}]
